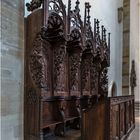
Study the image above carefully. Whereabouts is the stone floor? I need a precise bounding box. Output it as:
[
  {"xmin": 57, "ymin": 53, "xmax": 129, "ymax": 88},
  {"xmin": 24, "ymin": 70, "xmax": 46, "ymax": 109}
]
[
  {"xmin": 56, "ymin": 130, "xmax": 81, "ymax": 140},
  {"xmin": 44, "ymin": 130, "xmax": 81, "ymax": 140},
  {"xmin": 45, "ymin": 110, "xmax": 140, "ymax": 140},
  {"xmin": 128, "ymin": 110, "xmax": 140, "ymax": 140}
]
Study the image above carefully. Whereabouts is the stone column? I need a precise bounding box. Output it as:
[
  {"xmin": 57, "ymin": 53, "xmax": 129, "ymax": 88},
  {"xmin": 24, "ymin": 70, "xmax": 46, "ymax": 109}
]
[
  {"xmin": 122, "ymin": 0, "xmax": 130, "ymax": 95},
  {"xmin": 130, "ymin": 0, "xmax": 139, "ymax": 100},
  {"xmin": 130, "ymin": 0, "xmax": 140, "ymax": 111},
  {"xmin": 1, "ymin": 0, "xmax": 24, "ymax": 140}
]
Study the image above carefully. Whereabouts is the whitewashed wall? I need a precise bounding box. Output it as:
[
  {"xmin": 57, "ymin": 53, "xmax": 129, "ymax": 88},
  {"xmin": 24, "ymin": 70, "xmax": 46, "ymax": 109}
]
[
  {"xmin": 130, "ymin": 0, "xmax": 140, "ymax": 102},
  {"xmin": 139, "ymin": 0, "xmax": 140, "ymax": 102}
]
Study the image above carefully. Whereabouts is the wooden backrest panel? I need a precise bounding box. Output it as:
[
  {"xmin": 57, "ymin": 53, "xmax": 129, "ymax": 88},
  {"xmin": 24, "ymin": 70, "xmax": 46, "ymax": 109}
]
[
  {"xmin": 25, "ymin": 9, "xmax": 44, "ymax": 139},
  {"xmin": 82, "ymin": 100, "xmax": 108, "ymax": 140},
  {"xmin": 109, "ymin": 95, "xmax": 135, "ymax": 140}
]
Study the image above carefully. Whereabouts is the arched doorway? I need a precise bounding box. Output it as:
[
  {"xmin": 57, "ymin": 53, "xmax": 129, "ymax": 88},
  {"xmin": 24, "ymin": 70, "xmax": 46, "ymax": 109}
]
[{"xmin": 109, "ymin": 81, "xmax": 117, "ymax": 97}]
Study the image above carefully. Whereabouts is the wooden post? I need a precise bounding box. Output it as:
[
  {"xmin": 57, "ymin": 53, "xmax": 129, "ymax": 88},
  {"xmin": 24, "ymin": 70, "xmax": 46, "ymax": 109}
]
[{"xmin": 43, "ymin": 0, "xmax": 49, "ymax": 27}]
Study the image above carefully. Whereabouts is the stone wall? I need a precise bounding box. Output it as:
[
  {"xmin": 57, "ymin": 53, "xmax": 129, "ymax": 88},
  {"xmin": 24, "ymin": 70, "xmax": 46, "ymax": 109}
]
[
  {"xmin": 130, "ymin": 0, "xmax": 140, "ymax": 102},
  {"xmin": 1, "ymin": 0, "xmax": 24, "ymax": 140},
  {"xmin": 122, "ymin": 0, "xmax": 130, "ymax": 95}
]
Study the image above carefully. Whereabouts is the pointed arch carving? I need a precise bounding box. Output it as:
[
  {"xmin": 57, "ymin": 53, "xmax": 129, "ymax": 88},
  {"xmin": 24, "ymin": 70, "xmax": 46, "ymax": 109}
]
[
  {"xmin": 67, "ymin": 29, "xmax": 82, "ymax": 96},
  {"xmin": 29, "ymin": 33, "xmax": 51, "ymax": 91}
]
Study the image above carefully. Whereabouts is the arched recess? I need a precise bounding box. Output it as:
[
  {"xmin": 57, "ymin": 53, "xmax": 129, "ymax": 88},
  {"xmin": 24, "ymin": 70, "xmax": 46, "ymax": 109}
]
[
  {"xmin": 67, "ymin": 29, "xmax": 83, "ymax": 96},
  {"xmin": 40, "ymin": 0, "xmax": 67, "ymax": 97},
  {"xmin": 66, "ymin": 0, "xmax": 84, "ymax": 97},
  {"xmin": 108, "ymin": 81, "xmax": 117, "ymax": 97},
  {"xmin": 46, "ymin": 12, "xmax": 67, "ymax": 96}
]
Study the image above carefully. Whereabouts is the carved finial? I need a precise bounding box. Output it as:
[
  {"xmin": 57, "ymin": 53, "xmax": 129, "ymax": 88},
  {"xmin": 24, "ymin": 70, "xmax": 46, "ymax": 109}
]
[
  {"xmin": 103, "ymin": 27, "xmax": 106, "ymax": 42},
  {"xmin": 84, "ymin": 2, "xmax": 93, "ymax": 42},
  {"xmin": 101, "ymin": 25, "xmax": 104, "ymax": 41},
  {"xmin": 88, "ymin": 3, "xmax": 91, "ymax": 24},
  {"xmin": 107, "ymin": 32, "xmax": 111, "ymax": 68},
  {"xmin": 26, "ymin": 0, "xmax": 43, "ymax": 12},
  {"xmin": 76, "ymin": 0, "xmax": 80, "ymax": 7},
  {"xmin": 85, "ymin": 2, "xmax": 91, "ymax": 24},
  {"xmin": 84, "ymin": 3, "xmax": 87, "ymax": 28},
  {"xmin": 108, "ymin": 33, "xmax": 111, "ymax": 47},
  {"xmin": 94, "ymin": 18, "xmax": 97, "ymax": 36},
  {"xmin": 67, "ymin": 0, "xmax": 72, "ymax": 33},
  {"xmin": 68, "ymin": 0, "xmax": 71, "ymax": 13},
  {"xmin": 96, "ymin": 19, "xmax": 100, "ymax": 35},
  {"xmin": 75, "ymin": 0, "xmax": 80, "ymax": 13}
]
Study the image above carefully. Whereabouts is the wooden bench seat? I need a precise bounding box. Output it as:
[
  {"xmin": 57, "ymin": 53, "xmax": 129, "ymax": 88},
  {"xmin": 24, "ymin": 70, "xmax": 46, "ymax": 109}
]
[
  {"xmin": 41, "ymin": 96, "xmax": 81, "ymax": 136},
  {"xmin": 42, "ymin": 96, "xmax": 65, "ymax": 136},
  {"xmin": 61, "ymin": 96, "xmax": 81, "ymax": 130},
  {"xmin": 64, "ymin": 116, "xmax": 79, "ymax": 122},
  {"xmin": 41, "ymin": 121, "xmax": 62, "ymax": 129}
]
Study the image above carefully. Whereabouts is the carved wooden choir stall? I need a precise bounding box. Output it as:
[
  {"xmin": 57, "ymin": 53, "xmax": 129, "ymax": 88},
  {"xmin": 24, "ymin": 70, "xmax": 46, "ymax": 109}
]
[{"xmin": 24, "ymin": 0, "xmax": 135, "ymax": 140}]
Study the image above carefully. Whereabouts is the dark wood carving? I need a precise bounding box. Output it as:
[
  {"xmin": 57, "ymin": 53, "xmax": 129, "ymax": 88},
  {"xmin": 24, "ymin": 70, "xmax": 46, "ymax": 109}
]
[
  {"xmin": 99, "ymin": 67, "xmax": 108, "ymax": 94},
  {"xmin": 25, "ymin": 0, "xmax": 134, "ymax": 140},
  {"xmin": 53, "ymin": 45, "xmax": 66, "ymax": 92},
  {"xmin": 67, "ymin": 0, "xmax": 84, "ymax": 34},
  {"xmin": 67, "ymin": 0, "xmax": 83, "ymax": 97},
  {"xmin": 27, "ymin": 88, "xmax": 38, "ymax": 105},
  {"xmin": 29, "ymin": 33, "xmax": 50, "ymax": 90},
  {"xmin": 81, "ymin": 49, "xmax": 93, "ymax": 96},
  {"xmin": 69, "ymin": 53, "xmax": 80, "ymax": 91},
  {"xmin": 41, "ymin": 13, "xmax": 65, "ymax": 42},
  {"xmin": 48, "ymin": 0, "xmax": 67, "ymax": 30},
  {"xmin": 26, "ymin": 0, "xmax": 43, "ymax": 12}
]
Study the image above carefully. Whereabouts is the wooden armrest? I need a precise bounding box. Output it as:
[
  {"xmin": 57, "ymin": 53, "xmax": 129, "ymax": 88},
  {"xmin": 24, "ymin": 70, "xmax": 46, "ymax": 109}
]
[
  {"xmin": 76, "ymin": 106, "xmax": 81, "ymax": 116},
  {"xmin": 59, "ymin": 108, "xmax": 65, "ymax": 120},
  {"xmin": 65, "ymin": 116, "xmax": 79, "ymax": 122},
  {"xmin": 41, "ymin": 120, "xmax": 62, "ymax": 129}
]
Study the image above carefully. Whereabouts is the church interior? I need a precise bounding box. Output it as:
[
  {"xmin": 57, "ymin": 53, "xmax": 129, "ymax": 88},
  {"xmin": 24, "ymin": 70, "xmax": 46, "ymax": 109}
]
[{"xmin": 0, "ymin": 0, "xmax": 140, "ymax": 140}]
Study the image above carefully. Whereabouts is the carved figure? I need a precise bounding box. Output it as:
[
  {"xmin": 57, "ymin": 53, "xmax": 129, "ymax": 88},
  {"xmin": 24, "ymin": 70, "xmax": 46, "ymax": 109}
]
[{"xmin": 130, "ymin": 60, "xmax": 137, "ymax": 94}]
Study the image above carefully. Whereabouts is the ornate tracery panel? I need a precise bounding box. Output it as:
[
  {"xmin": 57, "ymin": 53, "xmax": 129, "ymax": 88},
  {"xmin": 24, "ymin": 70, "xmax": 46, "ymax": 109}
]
[
  {"xmin": 67, "ymin": 1, "xmax": 83, "ymax": 96},
  {"xmin": 81, "ymin": 50, "xmax": 93, "ymax": 96},
  {"xmin": 45, "ymin": 12, "xmax": 67, "ymax": 96},
  {"xmin": 53, "ymin": 44, "xmax": 66, "ymax": 93},
  {"xmin": 29, "ymin": 32, "xmax": 52, "ymax": 98},
  {"xmin": 69, "ymin": 53, "xmax": 81, "ymax": 91}
]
